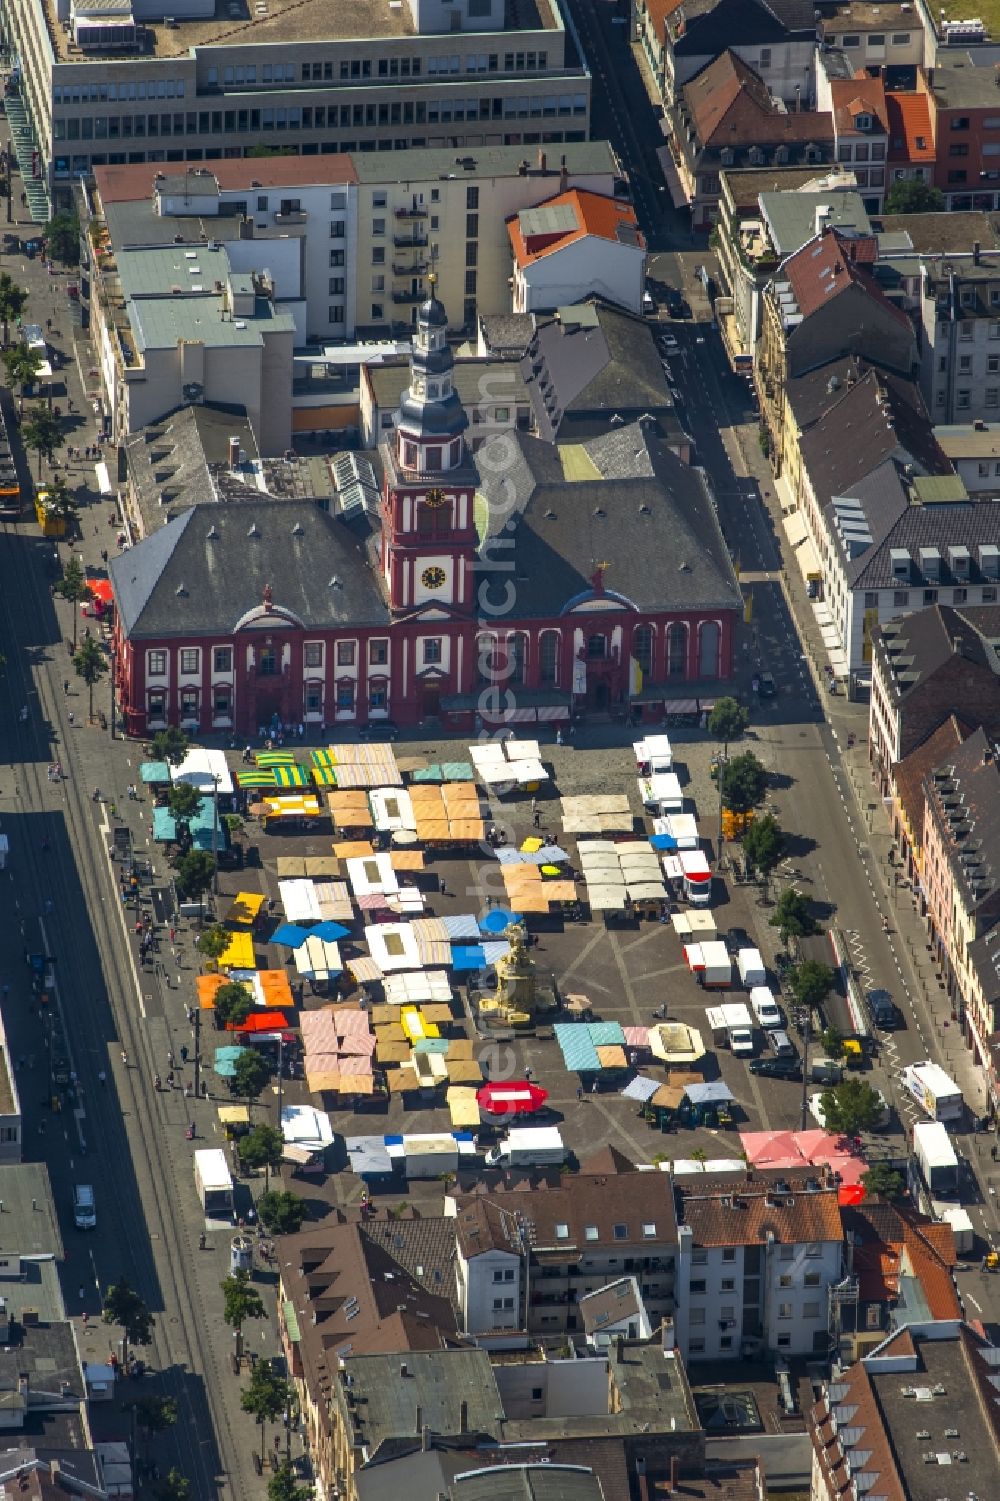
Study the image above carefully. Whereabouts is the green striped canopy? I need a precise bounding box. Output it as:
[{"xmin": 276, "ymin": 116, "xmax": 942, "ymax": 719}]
[
  {"xmin": 255, "ymin": 751, "xmax": 298, "ymax": 768},
  {"xmin": 237, "ymin": 769, "xmax": 277, "ymax": 788},
  {"xmin": 271, "ymin": 764, "xmax": 310, "ymax": 788},
  {"xmin": 311, "ymin": 748, "xmax": 337, "ymax": 770},
  {"xmin": 311, "ymin": 766, "xmax": 338, "ymax": 787}
]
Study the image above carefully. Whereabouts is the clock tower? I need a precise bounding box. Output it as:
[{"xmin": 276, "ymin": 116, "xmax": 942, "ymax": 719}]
[{"xmin": 379, "ymin": 278, "xmax": 479, "ymax": 615}]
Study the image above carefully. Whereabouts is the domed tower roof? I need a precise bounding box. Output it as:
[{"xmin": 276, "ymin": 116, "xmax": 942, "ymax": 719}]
[
  {"xmin": 394, "ymin": 274, "xmax": 468, "ymax": 450},
  {"xmin": 418, "ymin": 291, "xmax": 448, "ymax": 329}
]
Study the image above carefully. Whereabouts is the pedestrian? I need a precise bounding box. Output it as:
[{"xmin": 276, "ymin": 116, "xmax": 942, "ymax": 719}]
[
  {"xmin": 166, "ymin": 1070, "xmax": 175, "ymax": 1088},
  {"xmin": 591, "ymin": 1078, "xmax": 599, "ymax": 1094},
  {"xmin": 992, "ymin": 1144, "xmax": 997, "ymax": 1162},
  {"xmin": 180, "ymin": 1045, "xmax": 189, "ymax": 1063},
  {"xmin": 82, "ymin": 1310, "xmax": 89, "ymax": 1327},
  {"xmin": 63, "ymin": 679, "xmax": 69, "ymax": 695},
  {"xmin": 533, "ymin": 808, "xmax": 541, "ymax": 829},
  {"xmin": 100, "ymin": 549, "xmax": 108, "ymax": 564},
  {"xmin": 576, "ymin": 1085, "xmax": 583, "ymax": 1102},
  {"xmin": 67, "ymin": 711, "xmax": 74, "ymax": 726},
  {"xmin": 167, "ymin": 1049, "xmax": 175, "ymax": 1067},
  {"xmin": 78, "ymin": 1285, "xmax": 84, "ymax": 1302},
  {"xmin": 524, "ymin": 1065, "xmax": 532, "ymax": 1081},
  {"xmin": 169, "ymin": 927, "xmax": 177, "ymax": 943}
]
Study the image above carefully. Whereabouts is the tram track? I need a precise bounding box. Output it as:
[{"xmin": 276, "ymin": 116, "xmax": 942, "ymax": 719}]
[{"xmin": 0, "ymin": 515, "xmax": 254, "ymax": 1497}]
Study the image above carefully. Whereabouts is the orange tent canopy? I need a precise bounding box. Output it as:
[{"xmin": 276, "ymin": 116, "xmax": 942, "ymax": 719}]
[
  {"xmin": 196, "ymin": 974, "xmax": 227, "ymax": 1010},
  {"xmin": 228, "ymin": 1010, "xmax": 291, "ymax": 1034}
]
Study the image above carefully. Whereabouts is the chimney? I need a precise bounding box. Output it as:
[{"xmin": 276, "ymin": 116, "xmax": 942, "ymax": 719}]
[
  {"xmin": 415, "ymin": 1403, "xmax": 422, "ymax": 1433},
  {"xmin": 559, "ymin": 154, "xmax": 569, "ymax": 193},
  {"xmin": 974, "ymin": 239, "xmax": 982, "ymax": 264},
  {"xmin": 400, "ymin": 1362, "xmax": 409, "ymax": 1378},
  {"xmin": 537, "ymin": 148, "xmax": 547, "ymax": 172},
  {"xmin": 459, "ymin": 1399, "xmax": 469, "ymax": 1433},
  {"xmin": 228, "ymin": 435, "xmax": 240, "ymax": 469}
]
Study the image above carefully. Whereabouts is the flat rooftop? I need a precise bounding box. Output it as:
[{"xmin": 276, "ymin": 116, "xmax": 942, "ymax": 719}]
[
  {"xmin": 820, "ymin": 1, "xmax": 916, "ymax": 29},
  {"xmin": 43, "ymin": 0, "xmax": 556, "ymax": 64},
  {"xmin": 0, "ymin": 1167, "xmax": 63, "ymax": 1258},
  {"xmin": 932, "ymin": 50, "xmax": 1000, "ymax": 110},
  {"xmin": 868, "ymin": 1330, "xmax": 1000, "ymax": 1500}
]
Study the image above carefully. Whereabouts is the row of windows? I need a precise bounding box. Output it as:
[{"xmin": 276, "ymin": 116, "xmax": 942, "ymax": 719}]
[
  {"xmin": 146, "ymin": 639, "xmax": 392, "ymax": 678},
  {"xmin": 204, "ymin": 50, "xmax": 552, "ymax": 85},
  {"xmin": 54, "ymin": 79, "xmax": 185, "ymax": 103},
  {"xmin": 836, "ymin": 142, "xmax": 886, "ymax": 163},
  {"xmin": 864, "ymin": 586, "xmax": 998, "ymax": 608},
  {"xmin": 830, "ymin": 30, "xmax": 912, "ymax": 46},
  {"xmin": 146, "ymin": 678, "xmax": 389, "ymax": 720}
]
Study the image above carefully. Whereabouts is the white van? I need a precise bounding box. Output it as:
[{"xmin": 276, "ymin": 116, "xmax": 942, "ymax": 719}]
[
  {"xmin": 73, "ymin": 1184, "xmax": 96, "ymax": 1230},
  {"xmin": 750, "ymin": 987, "xmax": 781, "ymax": 1029}
]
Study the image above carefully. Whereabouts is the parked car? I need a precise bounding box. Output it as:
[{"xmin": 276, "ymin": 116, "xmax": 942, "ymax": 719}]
[
  {"xmin": 749, "ymin": 1055, "xmax": 801, "ymax": 1079},
  {"xmin": 659, "ymin": 333, "xmax": 679, "ymax": 354},
  {"xmin": 765, "ymin": 1028, "xmax": 796, "ymax": 1058},
  {"xmin": 724, "ymin": 926, "xmax": 753, "ymax": 955},
  {"xmin": 865, "ymin": 987, "xmax": 902, "ymax": 1030},
  {"xmin": 759, "ymin": 672, "xmax": 776, "ymax": 698}
]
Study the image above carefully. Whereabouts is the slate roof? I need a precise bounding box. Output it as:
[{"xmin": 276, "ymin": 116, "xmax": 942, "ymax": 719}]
[
  {"xmin": 111, "ymin": 499, "xmax": 389, "ymax": 639},
  {"xmin": 124, "ymin": 403, "xmax": 261, "ymax": 534},
  {"xmin": 474, "ymin": 423, "xmax": 741, "ymax": 617},
  {"xmin": 672, "ymin": 0, "xmax": 815, "ymax": 51},
  {"xmin": 798, "ymin": 368, "xmax": 947, "ymax": 520},
  {"xmin": 873, "ymin": 603, "xmax": 1000, "ymax": 705},
  {"xmin": 479, "ymin": 314, "xmax": 535, "ymax": 359},
  {"xmin": 520, "ymin": 300, "xmax": 678, "ymax": 443},
  {"xmin": 893, "ymin": 714, "xmax": 971, "ymax": 843},
  {"xmin": 682, "ymin": 51, "xmax": 834, "ymax": 149},
  {"xmin": 851, "ymin": 499, "xmax": 1000, "ymax": 589},
  {"xmin": 678, "ymin": 1185, "xmax": 843, "ymax": 1246},
  {"xmin": 926, "ymin": 725, "xmax": 1000, "ymax": 909},
  {"xmin": 453, "ymin": 1466, "xmax": 605, "ymax": 1501}
]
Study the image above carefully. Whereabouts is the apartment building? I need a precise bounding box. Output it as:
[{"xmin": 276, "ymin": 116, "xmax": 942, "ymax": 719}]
[
  {"xmin": 637, "ymin": 0, "xmax": 818, "ymax": 112},
  {"xmin": 921, "ymin": 726, "xmax": 1000, "ymax": 1063},
  {"xmin": 816, "ymin": 0, "xmax": 932, "ymax": 72},
  {"xmin": 826, "ymin": 74, "xmax": 889, "ymax": 215},
  {"xmin": 674, "ymin": 1182, "xmax": 844, "ymax": 1362},
  {"xmin": 919, "ymin": 241, "xmax": 1000, "ymax": 425},
  {"xmin": 1, "ymin": 0, "xmax": 591, "ymax": 216},
  {"xmin": 90, "ymin": 143, "xmax": 620, "ymax": 346},
  {"xmin": 929, "ymin": 50, "xmax": 1000, "ymax": 212},
  {"xmin": 507, "ymin": 189, "xmax": 646, "ymax": 315}
]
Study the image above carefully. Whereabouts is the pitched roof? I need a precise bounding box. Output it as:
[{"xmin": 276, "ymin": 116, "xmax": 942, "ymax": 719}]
[
  {"xmin": 782, "ymin": 227, "xmax": 906, "ymax": 325},
  {"xmin": 474, "ymin": 423, "xmax": 741, "ymax": 616},
  {"xmin": 893, "ymin": 713, "xmax": 971, "ymax": 841},
  {"xmin": 873, "ymin": 603, "xmax": 1000, "ymax": 705},
  {"xmin": 507, "ymin": 190, "xmax": 644, "ymax": 268},
  {"xmin": 851, "ymin": 500, "xmax": 1000, "ymax": 590},
  {"xmin": 830, "ymin": 75, "xmax": 889, "ymax": 136},
  {"xmin": 841, "ymin": 1200, "xmax": 961, "ymax": 1319},
  {"xmin": 679, "ymin": 1185, "xmax": 843, "ymax": 1247},
  {"xmin": 673, "ymin": 0, "xmax": 816, "ymax": 51},
  {"xmin": 110, "ymin": 499, "xmax": 390, "ymax": 639},
  {"xmin": 453, "ymin": 1197, "xmax": 523, "ymax": 1259},
  {"xmin": 926, "ymin": 725, "xmax": 1000, "ymax": 909},
  {"xmin": 683, "ymin": 50, "xmax": 834, "ymax": 150},
  {"xmin": 885, "ymin": 91, "xmax": 935, "ymax": 165},
  {"xmin": 579, "ymin": 1277, "xmax": 644, "ymax": 1334},
  {"xmin": 452, "ymin": 1170, "xmax": 678, "ymax": 1254}
]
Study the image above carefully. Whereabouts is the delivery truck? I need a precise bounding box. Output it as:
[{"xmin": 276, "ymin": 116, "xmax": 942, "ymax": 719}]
[
  {"xmin": 706, "ymin": 1002, "xmax": 754, "ymax": 1056},
  {"xmin": 932, "ymin": 1204, "xmax": 973, "ymax": 1255},
  {"xmin": 912, "ymin": 1120, "xmax": 959, "ymax": 1197},
  {"xmin": 680, "ymin": 849, "xmax": 712, "ymax": 905},
  {"xmin": 737, "ymin": 948, "xmax": 766, "ymax": 987},
  {"xmin": 485, "ymin": 1125, "xmax": 567, "ymax": 1169},
  {"xmin": 194, "ymin": 1148, "xmax": 234, "ymax": 1218},
  {"xmin": 686, "ymin": 940, "xmax": 731, "ymax": 986},
  {"xmin": 901, "ymin": 1061, "xmax": 964, "ymax": 1123}
]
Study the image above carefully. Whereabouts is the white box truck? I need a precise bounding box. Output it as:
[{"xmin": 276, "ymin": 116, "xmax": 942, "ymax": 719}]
[
  {"xmin": 912, "ymin": 1120, "xmax": 959, "ymax": 1196},
  {"xmin": 901, "ymin": 1061, "xmax": 964, "ymax": 1123},
  {"xmin": 194, "ymin": 1149, "xmax": 234, "ymax": 1218},
  {"xmin": 932, "ymin": 1204, "xmax": 974, "ymax": 1255},
  {"xmin": 638, "ymin": 772, "xmax": 683, "ymax": 815},
  {"xmin": 706, "ymin": 1003, "xmax": 754, "ymax": 1056},
  {"xmin": 402, "ymin": 1134, "xmax": 461, "ymax": 1180},
  {"xmin": 737, "ymin": 948, "xmax": 766, "ymax": 987},
  {"xmin": 750, "ymin": 986, "xmax": 782, "ymax": 1029},
  {"xmin": 485, "ymin": 1125, "xmax": 566, "ymax": 1169},
  {"xmin": 680, "ymin": 849, "xmax": 712, "ymax": 905}
]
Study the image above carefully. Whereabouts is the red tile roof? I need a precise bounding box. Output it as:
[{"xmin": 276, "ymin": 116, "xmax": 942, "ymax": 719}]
[
  {"xmin": 683, "ymin": 51, "xmax": 834, "ymax": 150},
  {"xmin": 95, "ymin": 155, "xmax": 357, "ymax": 205},
  {"xmin": 784, "ymin": 227, "xmax": 911, "ymax": 328},
  {"xmin": 886, "ymin": 91, "xmax": 936, "ymax": 165},
  {"xmin": 641, "ymin": 0, "xmax": 684, "ymax": 44},
  {"xmin": 830, "ymin": 75, "xmax": 889, "ymax": 136},
  {"xmin": 507, "ymin": 189, "xmax": 644, "ymax": 268},
  {"xmin": 680, "ymin": 1185, "xmax": 844, "ymax": 1247}
]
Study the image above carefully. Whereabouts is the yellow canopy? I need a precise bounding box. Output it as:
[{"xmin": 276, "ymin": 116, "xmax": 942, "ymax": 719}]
[
  {"xmin": 218, "ymin": 1104, "xmax": 250, "ymax": 1125},
  {"xmin": 226, "ymin": 891, "xmax": 265, "ymax": 928},
  {"xmin": 447, "ymin": 1086, "xmax": 481, "ymax": 1128},
  {"xmin": 218, "ymin": 931, "xmax": 256, "ymax": 971}
]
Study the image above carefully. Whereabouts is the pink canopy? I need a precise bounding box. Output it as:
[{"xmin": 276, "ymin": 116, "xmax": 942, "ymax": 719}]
[
  {"xmin": 477, "ymin": 1081, "xmax": 548, "ymax": 1116},
  {"xmin": 740, "ymin": 1128, "xmax": 867, "ymax": 1185}
]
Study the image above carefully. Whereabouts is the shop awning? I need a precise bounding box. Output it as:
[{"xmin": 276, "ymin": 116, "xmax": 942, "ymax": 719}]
[{"xmin": 656, "ymin": 143, "xmax": 693, "ymax": 209}]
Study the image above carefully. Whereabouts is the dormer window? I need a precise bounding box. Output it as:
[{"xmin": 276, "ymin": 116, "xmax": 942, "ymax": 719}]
[{"xmin": 855, "ymin": 113, "xmax": 872, "ymax": 131}]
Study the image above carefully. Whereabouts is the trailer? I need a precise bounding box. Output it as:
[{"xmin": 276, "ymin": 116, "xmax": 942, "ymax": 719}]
[
  {"xmin": 912, "ymin": 1120, "xmax": 959, "ymax": 1197},
  {"xmin": 485, "ymin": 1125, "xmax": 567, "ymax": 1168},
  {"xmin": 686, "ymin": 940, "xmax": 731, "ymax": 987},
  {"xmin": 901, "ymin": 1061, "xmax": 964, "ymax": 1123},
  {"xmin": 194, "ymin": 1149, "xmax": 234, "ymax": 1218}
]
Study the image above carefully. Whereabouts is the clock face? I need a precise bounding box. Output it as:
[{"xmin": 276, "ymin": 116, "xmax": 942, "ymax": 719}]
[
  {"xmin": 425, "ymin": 488, "xmax": 446, "ymax": 508},
  {"xmin": 421, "ymin": 566, "xmax": 446, "ymax": 590}
]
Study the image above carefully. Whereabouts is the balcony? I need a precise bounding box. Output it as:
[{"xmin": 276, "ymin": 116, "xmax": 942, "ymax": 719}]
[
  {"xmin": 393, "ymin": 260, "xmax": 429, "ymax": 277},
  {"xmin": 393, "ymin": 288, "xmax": 425, "ymax": 305},
  {"xmin": 275, "ymin": 209, "xmax": 307, "ymax": 225},
  {"xmin": 394, "ymin": 231, "xmax": 429, "ymax": 249},
  {"xmin": 395, "ymin": 205, "xmax": 428, "ymax": 219}
]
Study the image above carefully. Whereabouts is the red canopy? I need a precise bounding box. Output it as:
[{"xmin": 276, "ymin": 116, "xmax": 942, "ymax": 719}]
[
  {"xmin": 87, "ymin": 578, "xmax": 113, "ymax": 604},
  {"xmin": 838, "ymin": 1183, "xmax": 865, "ymax": 1207},
  {"xmin": 476, "ymin": 1081, "xmax": 548, "ymax": 1116},
  {"xmin": 228, "ymin": 1010, "xmax": 291, "ymax": 1034}
]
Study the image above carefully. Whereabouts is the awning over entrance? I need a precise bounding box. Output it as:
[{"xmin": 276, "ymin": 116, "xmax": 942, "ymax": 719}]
[{"xmin": 656, "ymin": 144, "xmax": 692, "ymax": 210}]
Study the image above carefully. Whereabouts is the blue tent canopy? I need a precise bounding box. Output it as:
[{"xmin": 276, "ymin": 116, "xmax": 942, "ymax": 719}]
[
  {"xmin": 270, "ymin": 923, "xmax": 311, "ymax": 948},
  {"xmin": 310, "ymin": 921, "xmax": 351, "ymax": 941},
  {"xmin": 684, "ymin": 1080, "xmax": 734, "ymax": 1105},
  {"xmin": 650, "ymin": 833, "xmax": 677, "ymax": 851},
  {"xmin": 451, "ymin": 944, "xmax": 488, "ymax": 972},
  {"xmin": 480, "ymin": 907, "xmax": 523, "ymax": 935}
]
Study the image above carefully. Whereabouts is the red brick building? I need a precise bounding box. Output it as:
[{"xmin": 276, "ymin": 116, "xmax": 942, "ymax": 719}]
[{"xmin": 109, "ymin": 292, "xmax": 741, "ymax": 737}]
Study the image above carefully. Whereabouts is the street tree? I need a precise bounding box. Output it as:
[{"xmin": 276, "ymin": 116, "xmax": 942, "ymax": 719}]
[
  {"xmin": 231, "ymin": 1048, "xmax": 274, "ymax": 1118},
  {"xmin": 789, "ymin": 958, "xmax": 835, "ymax": 1013},
  {"xmin": 2, "ymin": 341, "xmax": 41, "ymax": 394},
  {"xmin": 173, "ymin": 849, "xmax": 214, "ymax": 906},
  {"xmin": 23, "ymin": 404, "xmax": 61, "ymax": 476},
  {"xmin": 769, "ymin": 886, "xmax": 817, "ymax": 948},
  {"xmin": 741, "ymin": 812, "xmax": 785, "ymax": 898},
  {"xmin": 102, "ymin": 1277, "xmax": 154, "ymax": 1368},
  {"xmin": 195, "ymin": 922, "xmax": 229, "ymax": 967},
  {"xmin": 257, "ymin": 1190, "xmax": 307, "ymax": 1236},
  {"xmin": 883, "ymin": 179, "xmax": 945, "ymax": 215},
  {"xmin": 239, "ymin": 1124, "xmax": 284, "ymax": 1192},
  {"xmin": 719, "ymin": 751, "xmax": 768, "ymax": 815},
  {"xmin": 53, "ymin": 556, "xmax": 89, "ymax": 648},
  {"xmin": 44, "ymin": 212, "xmax": 81, "ymax": 267},
  {"xmin": 241, "ymin": 1360, "xmax": 293, "ymax": 1470},
  {"xmin": 221, "ymin": 1268, "xmax": 266, "ymax": 1362},
  {"xmin": 133, "ymin": 1395, "xmax": 178, "ymax": 1457},
  {"xmin": 155, "ymin": 1469, "xmax": 191, "ymax": 1501},
  {"xmin": 151, "ymin": 725, "xmax": 190, "ymax": 766},
  {"xmin": 72, "ymin": 636, "xmax": 108, "ymax": 721},
  {"xmin": 818, "ymin": 1078, "xmax": 885, "ymax": 1137},
  {"xmin": 0, "ymin": 272, "xmax": 27, "ymax": 344},
  {"xmin": 819, "ymin": 1026, "xmax": 845, "ymax": 1060},
  {"xmin": 268, "ymin": 1461, "xmax": 313, "ymax": 1501},
  {"xmin": 166, "ymin": 780, "xmax": 202, "ymax": 854},
  {"xmin": 44, "ymin": 473, "xmax": 78, "ymax": 532},
  {"xmin": 707, "ymin": 696, "xmax": 750, "ymax": 755},
  {"xmin": 214, "ymin": 980, "xmax": 253, "ymax": 1030},
  {"xmin": 860, "ymin": 1163, "xmax": 905, "ymax": 1201}
]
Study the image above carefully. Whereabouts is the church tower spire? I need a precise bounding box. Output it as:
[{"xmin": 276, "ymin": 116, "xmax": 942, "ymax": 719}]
[{"xmin": 394, "ymin": 274, "xmax": 469, "ymax": 476}]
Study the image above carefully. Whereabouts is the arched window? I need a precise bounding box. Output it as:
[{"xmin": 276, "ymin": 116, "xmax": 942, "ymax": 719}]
[
  {"xmin": 539, "ymin": 629, "xmax": 560, "ymax": 685},
  {"xmin": 632, "ymin": 624, "xmax": 654, "ymax": 678},
  {"xmin": 507, "ymin": 632, "xmax": 528, "ymax": 686},
  {"xmin": 667, "ymin": 623, "xmax": 687, "ymax": 677},
  {"xmin": 698, "ymin": 620, "xmax": 721, "ymax": 678},
  {"xmin": 476, "ymin": 632, "xmax": 498, "ymax": 685}
]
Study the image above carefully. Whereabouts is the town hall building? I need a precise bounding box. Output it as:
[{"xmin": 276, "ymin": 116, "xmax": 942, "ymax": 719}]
[{"xmin": 109, "ymin": 288, "xmax": 741, "ymax": 738}]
